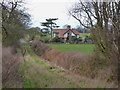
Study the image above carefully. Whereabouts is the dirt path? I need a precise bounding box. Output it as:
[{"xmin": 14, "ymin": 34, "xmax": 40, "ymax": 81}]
[{"xmin": 19, "ymin": 44, "xmax": 115, "ymax": 88}]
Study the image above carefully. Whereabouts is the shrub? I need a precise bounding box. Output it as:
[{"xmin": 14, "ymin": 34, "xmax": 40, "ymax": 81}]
[
  {"xmin": 31, "ymin": 40, "xmax": 51, "ymax": 56},
  {"xmin": 51, "ymin": 36, "xmax": 61, "ymax": 42}
]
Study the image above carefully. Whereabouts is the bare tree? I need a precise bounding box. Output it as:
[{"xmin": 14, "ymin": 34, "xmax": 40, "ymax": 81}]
[
  {"xmin": 69, "ymin": 1, "xmax": 119, "ymax": 57},
  {"xmin": 69, "ymin": 0, "xmax": 120, "ymax": 82},
  {"xmin": 1, "ymin": 0, "xmax": 31, "ymax": 46}
]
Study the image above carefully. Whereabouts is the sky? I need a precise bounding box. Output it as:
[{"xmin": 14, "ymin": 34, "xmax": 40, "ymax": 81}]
[{"xmin": 24, "ymin": 0, "xmax": 80, "ymax": 29}]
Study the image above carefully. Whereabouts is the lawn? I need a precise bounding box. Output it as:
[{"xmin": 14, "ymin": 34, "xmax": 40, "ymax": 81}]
[{"xmin": 46, "ymin": 44, "xmax": 95, "ymax": 54}]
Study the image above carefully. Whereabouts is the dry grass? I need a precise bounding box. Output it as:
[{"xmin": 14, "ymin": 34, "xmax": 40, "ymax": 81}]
[{"xmin": 2, "ymin": 47, "xmax": 23, "ymax": 88}]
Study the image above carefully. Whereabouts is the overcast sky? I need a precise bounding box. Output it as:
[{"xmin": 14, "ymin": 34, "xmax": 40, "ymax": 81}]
[{"xmin": 24, "ymin": 0, "xmax": 80, "ymax": 29}]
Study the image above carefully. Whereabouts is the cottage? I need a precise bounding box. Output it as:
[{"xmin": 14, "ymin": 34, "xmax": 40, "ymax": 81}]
[{"xmin": 53, "ymin": 25, "xmax": 79, "ymax": 42}]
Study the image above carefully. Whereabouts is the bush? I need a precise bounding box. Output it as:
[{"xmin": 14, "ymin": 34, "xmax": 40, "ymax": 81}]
[
  {"xmin": 31, "ymin": 40, "xmax": 51, "ymax": 56},
  {"xmin": 51, "ymin": 36, "xmax": 61, "ymax": 43}
]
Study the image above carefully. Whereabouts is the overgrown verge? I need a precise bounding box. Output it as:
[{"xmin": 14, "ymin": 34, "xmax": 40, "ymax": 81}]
[
  {"xmin": 19, "ymin": 44, "xmax": 82, "ymax": 88},
  {"xmin": 2, "ymin": 47, "xmax": 23, "ymax": 88},
  {"xmin": 31, "ymin": 40, "xmax": 118, "ymax": 85},
  {"xmin": 19, "ymin": 44, "xmax": 115, "ymax": 88}
]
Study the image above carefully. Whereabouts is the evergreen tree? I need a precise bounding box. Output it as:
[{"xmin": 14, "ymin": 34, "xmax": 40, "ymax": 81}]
[{"xmin": 41, "ymin": 18, "xmax": 59, "ymax": 38}]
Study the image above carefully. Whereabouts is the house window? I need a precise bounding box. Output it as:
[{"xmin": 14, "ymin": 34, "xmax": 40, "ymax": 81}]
[
  {"xmin": 76, "ymin": 35, "xmax": 79, "ymax": 38},
  {"xmin": 67, "ymin": 31, "xmax": 72, "ymax": 36},
  {"xmin": 67, "ymin": 32, "xmax": 70, "ymax": 36}
]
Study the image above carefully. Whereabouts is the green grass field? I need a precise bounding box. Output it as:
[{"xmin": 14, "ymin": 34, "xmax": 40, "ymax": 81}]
[
  {"xmin": 79, "ymin": 33, "xmax": 90, "ymax": 39},
  {"xmin": 46, "ymin": 44, "xmax": 95, "ymax": 54}
]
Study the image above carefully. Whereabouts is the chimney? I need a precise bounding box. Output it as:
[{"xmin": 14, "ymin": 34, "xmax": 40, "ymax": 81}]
[{"xmin": 67, "ymin": 25, "xmax": 71, "ymax": 30}]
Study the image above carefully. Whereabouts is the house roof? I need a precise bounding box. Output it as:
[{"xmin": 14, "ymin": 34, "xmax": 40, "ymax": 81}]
[
  {"xmin": 71, "ymin": 30, "xmax": 80, "ymax": 35},
  {"xmin": 53, "ymin": 29, "xmax": 79, "ymax": 38}
]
